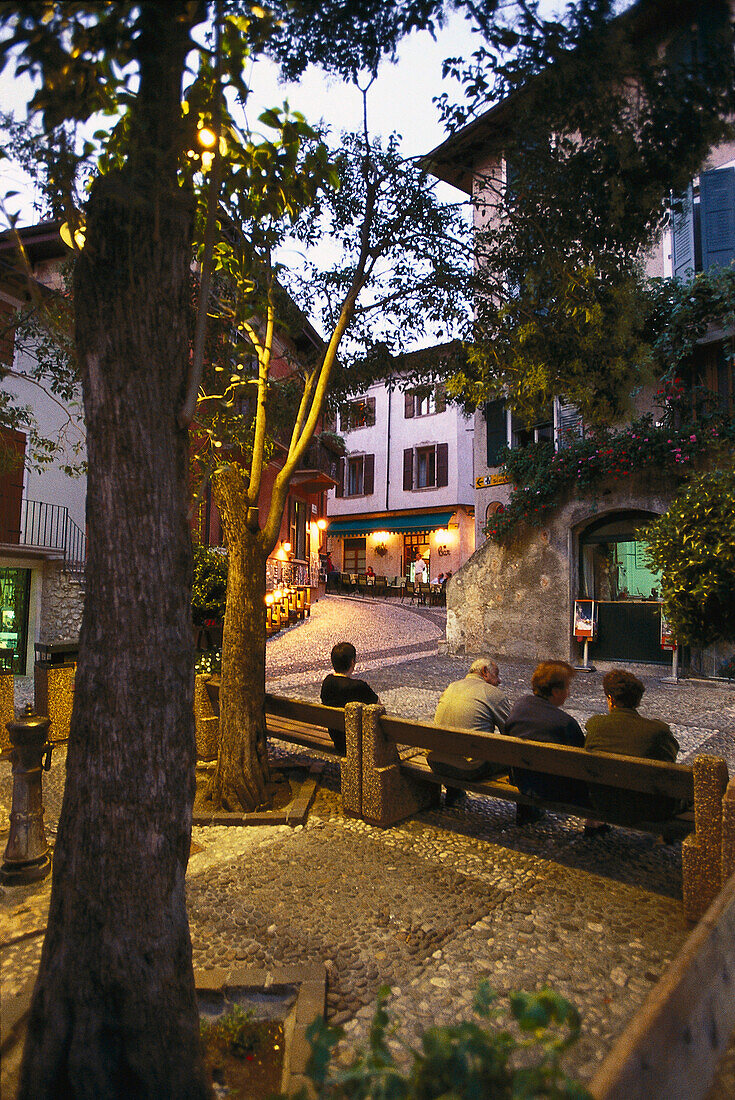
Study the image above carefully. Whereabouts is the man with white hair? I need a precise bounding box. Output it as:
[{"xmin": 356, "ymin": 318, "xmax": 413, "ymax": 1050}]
[{"xmin": 428, "ymin": 658, "xmax": 510, "ymax": 805}]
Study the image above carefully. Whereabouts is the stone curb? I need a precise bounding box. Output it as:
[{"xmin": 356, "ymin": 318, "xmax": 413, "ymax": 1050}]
[
  {"xmin": 194, "ymin": 963, "xmax": 326, "ymax": 1097},
  {"xmin": 192, "ymin": 762, "xmax": 322, "ymax": 827}
]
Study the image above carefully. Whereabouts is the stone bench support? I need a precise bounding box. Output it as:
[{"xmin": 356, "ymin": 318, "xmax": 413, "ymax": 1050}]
[
  {"xmin": 359, "ymin": 704, "xmax": 439, "ymax": 827},
  {"xmin": 682, "ymin": 754, "xmax": 730, "ymax": 922}
]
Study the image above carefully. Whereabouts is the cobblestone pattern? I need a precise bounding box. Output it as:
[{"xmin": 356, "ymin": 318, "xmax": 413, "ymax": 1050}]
[{"xmin": 1, "ymin": 595, "xmax": 734, "ymax": 1092}]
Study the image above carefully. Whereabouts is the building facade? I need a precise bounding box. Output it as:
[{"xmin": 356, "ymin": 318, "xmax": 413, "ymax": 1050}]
[
  {"xmin": 0, "ymin": 223, "xmax": 86, "ymax": 673},
  {"xmin": 326, "ymin": 368, "xmax": 476, "ymax": 581},
  {"xmin": 426, "ymin": 4, "xmax": 735, "ymax": 669}
]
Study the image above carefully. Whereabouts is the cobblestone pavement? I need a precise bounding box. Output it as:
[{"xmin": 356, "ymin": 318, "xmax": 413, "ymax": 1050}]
[{"xmin": 2, "ymin": 594, "xmax": 734, "ymax": 1093}]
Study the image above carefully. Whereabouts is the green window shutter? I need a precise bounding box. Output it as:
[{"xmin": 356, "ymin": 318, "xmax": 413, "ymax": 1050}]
[
  {"xmin": 701, "ymin": 168, "xmax": 735, "ymax": 273},
  {"xmin": 672, "ymin": 185, "xmax": 695, "ymax": 281},
  {"xmin": 485, "ymin": 400, "xmax": 506, "ymax": 467}
]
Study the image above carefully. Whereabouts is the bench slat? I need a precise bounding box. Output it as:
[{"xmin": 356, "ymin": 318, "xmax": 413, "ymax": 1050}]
[
  {"xmin": 266, "ymin": 715, "xmax": 340, "ymax": 755},
  {"xmin": 401, "ymin": 758, "xmax": 694, "ymax": 838},
  {"xmin": 265, "ymin": 693, "xmax": 345, "ymax": 732},
  {"xmin": 380, "ymin": 716, "xmax": 694, "ymax": 800}
]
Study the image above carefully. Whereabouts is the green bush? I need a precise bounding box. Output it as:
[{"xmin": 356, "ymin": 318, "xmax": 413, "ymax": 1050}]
[
  {"xmin": 192, "ymin": 544, "xmax": 228, "ymax": 626},
  {"xmin": 281, "ymin": 983, "xmax": 591, "ymax": 1099},
  {"xmin": 644, "ymin": 468, "xmax": 735, "ymax": 648}
]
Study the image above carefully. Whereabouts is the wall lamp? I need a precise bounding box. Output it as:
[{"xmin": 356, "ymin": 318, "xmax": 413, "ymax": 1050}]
[{"xmin": 372, "ymin": 530, "xmax": 390, "ymax": 556}]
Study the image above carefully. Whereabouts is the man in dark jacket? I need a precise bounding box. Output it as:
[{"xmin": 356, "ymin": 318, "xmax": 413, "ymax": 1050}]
[
  {"xmin": 505, "ymin": 660, "xmax": 589, "ymax": 824},
  {"xmin": 320, "ymin": 641, "xmax": 379, "ymax": 753}
]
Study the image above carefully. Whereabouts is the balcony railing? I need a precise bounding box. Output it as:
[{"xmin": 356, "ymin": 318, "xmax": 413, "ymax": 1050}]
[{"xmin": 1, "ymin": 496, "xmax": 86, "ymax": 579}]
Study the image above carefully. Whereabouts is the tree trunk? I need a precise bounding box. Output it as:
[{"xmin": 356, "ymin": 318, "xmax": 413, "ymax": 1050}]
[
  {"xmin": 205, "ymin": 465, "xmax": 271, "ymax": 812},
  {"xmin": 19, "ymin": 7, "xmax": 208, "ymax": 1098}
]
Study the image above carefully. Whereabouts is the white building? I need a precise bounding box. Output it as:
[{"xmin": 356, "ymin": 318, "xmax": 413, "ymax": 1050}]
[
  {"xmin": 326, "ymin": 362, "xmax": 476, "ymax": 582},
  {"xmin": 0, "ymin": 223, "xmax": 86, "ymax": 674}
]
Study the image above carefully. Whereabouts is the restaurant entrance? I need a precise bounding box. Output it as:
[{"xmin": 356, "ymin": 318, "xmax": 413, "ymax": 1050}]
[{"xmin": 578, "ymin": 512, "xmax": 665, "ymax": 663}]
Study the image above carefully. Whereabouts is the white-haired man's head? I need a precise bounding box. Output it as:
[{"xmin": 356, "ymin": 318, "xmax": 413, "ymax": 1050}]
[{"xmin": 468, "ymin": 657, "xmax": 500, "ymax": 686}]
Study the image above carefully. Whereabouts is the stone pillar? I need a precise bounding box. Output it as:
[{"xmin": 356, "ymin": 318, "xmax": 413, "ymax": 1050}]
[
  {"xmin": 360, "ymin": 704, "xmax": 439, "ymax": 827},
  {"xmin": 682, "ymin": 754, "xmax": 730, "ymax": 922},
  {"xmin": 34, "ymin": 664, "xmax": 76, "ymax": 744},
  {"xmin": 721, "ymin": 778, "xmax": 735, "ymax": 884},
  {"xmin": 0, "ymin": 672, "xmax": 13, "ymax": 754},
  {"xmin": 341, "ymin": 701, "xmax": 362, "ymax": 818}
]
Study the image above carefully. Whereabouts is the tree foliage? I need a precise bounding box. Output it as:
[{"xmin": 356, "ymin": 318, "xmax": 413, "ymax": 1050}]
[
  {"xmin": 644, "ymin": 468, "xmax": 735, "ymax": 648},
  {"xmin": 441, "ymin": 0, "xmax": 735, "ymax": 426}
]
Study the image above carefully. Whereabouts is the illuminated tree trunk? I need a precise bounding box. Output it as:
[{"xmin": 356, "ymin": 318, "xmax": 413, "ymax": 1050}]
[
  {"xmin": 206, "ymin": 464, "xmax": 271, "ymax": 812},
  {"xmin": 19, "ymin": 6, "xmax": 208, "ymax": 1097}
]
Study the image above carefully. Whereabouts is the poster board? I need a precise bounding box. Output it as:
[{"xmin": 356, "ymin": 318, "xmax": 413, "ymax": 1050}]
[
  {"xmin": 573, "ymin": 599, "xmax": 597, "ymax": 640},
  {"xmin": 660, "ymin": 609, "xmax": 677, "ymax": 651}
]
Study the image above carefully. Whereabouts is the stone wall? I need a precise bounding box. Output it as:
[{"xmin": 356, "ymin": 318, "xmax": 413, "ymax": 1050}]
[
  {"xmin": 40, "ymin": 564, "xmax": 85, "ymax": 643},
  {"xmin": 446, "ymin": 475, "xmax": 675, "ymax": 662}
]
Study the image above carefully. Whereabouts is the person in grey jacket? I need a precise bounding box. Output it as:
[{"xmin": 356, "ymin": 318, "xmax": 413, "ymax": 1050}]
[{"xmin": 428, "ymin": 658, "xmax": 510, "ymax": 803}]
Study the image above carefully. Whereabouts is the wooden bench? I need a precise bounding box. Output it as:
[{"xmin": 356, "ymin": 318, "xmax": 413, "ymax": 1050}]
[
  {"xmin": 203, "ymin": 679, "xmax": 345, "ymax": 756},
  {"xmin": 366, "ymin": 713, "xmax": 697, "ymax": 838}
]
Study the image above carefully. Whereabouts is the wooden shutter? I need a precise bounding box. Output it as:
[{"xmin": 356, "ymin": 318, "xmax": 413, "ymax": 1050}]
[
  {"xmin": 672, "ymin": 185, "xmax": 695, "ymax": 281},
  {"xmin": 363, "ymin": 454, "xmax": 374, "ymax": 495},
  {"xmin": 436, "ymin": 443, "xmax": 449, "ymax": 487},
  {"xmin": 404, "ymin": 391, "xmax": 414, "ymax": 418},
  {"xmin": 701, "ymin": 168, "xmax": 735, "ymax": 273},
  {"xmin": 335, "ymin": 457, "xmax": 344, "ymax": 498},
  {"xmin": 0, "ymin": 428, "xmax": 25, "ymax": 542},
  {"xmin": 403, "ymin": 448, "xmax": 413, "ymax": 490},
  {"xmin": 367, "ymin": 396, "xmax": 376, "ymax": 426},
  {"xmin": 435, "ymin": 384, "xmax": 446, "ymax": 414},
  {"xmin": 485, "ymin": 400, "xmax": 506, "ymax": 466}
]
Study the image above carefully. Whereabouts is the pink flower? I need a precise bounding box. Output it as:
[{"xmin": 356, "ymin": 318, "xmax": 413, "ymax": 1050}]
[{"xmin": 689, "ymin": 434, "xmax": 697, "ymax": 442}]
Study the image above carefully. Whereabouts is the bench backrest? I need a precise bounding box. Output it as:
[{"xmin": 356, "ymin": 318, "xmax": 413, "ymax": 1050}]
[
  {"xmin": 378, "ymin": 715, "xmax": 694, "ymax": 800},
  {"xmin": 265, "ymin": 692, "xmax": 345, "ymax": 733}
]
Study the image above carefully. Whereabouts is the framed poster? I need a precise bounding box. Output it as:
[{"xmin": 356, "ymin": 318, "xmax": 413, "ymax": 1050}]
[
  {"xmin": 573, "ymin": 599, "xmax": 597, "ymax": 640},
  {"xmin": 660, "ymin": 610, "xmax": 677, "ymax": 651}
]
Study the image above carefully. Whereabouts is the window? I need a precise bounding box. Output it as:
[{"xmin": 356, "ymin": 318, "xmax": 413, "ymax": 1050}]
[
  {"xmin": 343, "ymin": 538, "xmax": 366, "ymax": 573},
  {"xmin": 404, "ymin": 385, "xmax": 446, "ymax": 419},
  {"xmin": 511, "ymin": 409, "xmax": 553, "ymax": 449},
  {"xmin": 289, "ymin": 498, "xmax": 308, "ymax": 560},
  {"xmin": 673, "ymin": 167, "xmax": 735, "ymax": 279},
  {"xmin": 340, "ymin": 396, "xmax": 376, "ymax": 432},
  {"xmin": 335, "ymin": 454, "xmax": 374, "ymax": 498},
  {"xmin": 403, "ymin": 443, "xmax": 448, "ymax": 490}
]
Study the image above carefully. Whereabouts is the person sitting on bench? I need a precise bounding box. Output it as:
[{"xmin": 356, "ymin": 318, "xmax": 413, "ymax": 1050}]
[
  {"xmin": 505, "ymin": 661, "xmax": 590, "ymax": 826},
  {"xmin": 320, "ymin": 641, "xmax": 379, "ymax": 754},
  {"xmin": 428, "ymin": 658, "xmax": 510, "ymax": 806},
  {"xmin": 584, "ymin": 669, "xmax": 681, "ymax": 824}
]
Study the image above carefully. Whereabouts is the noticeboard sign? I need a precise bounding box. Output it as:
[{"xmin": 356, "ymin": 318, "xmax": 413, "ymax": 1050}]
[
  {"xmin": 660, "ymin": 609, "xmax": 677, "ymax": 651},
  {"xmin": 573, "ymin": 599, "xmax": 597, "ymax": 640}
]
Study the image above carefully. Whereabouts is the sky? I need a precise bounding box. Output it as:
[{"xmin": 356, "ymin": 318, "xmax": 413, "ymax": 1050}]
[{"xmin": 0, "ymin": 9, "xmax": 484, "ymax": 224}]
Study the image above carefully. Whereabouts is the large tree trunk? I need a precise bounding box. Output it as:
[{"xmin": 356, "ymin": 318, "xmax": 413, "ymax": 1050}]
[
  {"xmin": 205, "ymin": 465, "xmax": 271, "ymax": 812},
  {"xmin": 19, "ymin": 6, "xmax": 208, "ymax": 1098}
]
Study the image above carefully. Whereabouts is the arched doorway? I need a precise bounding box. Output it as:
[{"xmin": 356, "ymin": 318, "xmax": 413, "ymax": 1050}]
[{"xmin": 578, "ymin": 511, "xmax": 665, "ymax": 663}]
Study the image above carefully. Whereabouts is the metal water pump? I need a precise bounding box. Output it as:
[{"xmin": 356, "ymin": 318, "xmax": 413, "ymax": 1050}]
[{"xmin": 1, "ymin": 705, "xmax": 52, "ymax": 885}]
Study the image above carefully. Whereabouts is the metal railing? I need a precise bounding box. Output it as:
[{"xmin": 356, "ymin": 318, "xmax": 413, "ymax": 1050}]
[{"xmin": 1, "ymin": 497, "xmax": 86, "ymax": 579}]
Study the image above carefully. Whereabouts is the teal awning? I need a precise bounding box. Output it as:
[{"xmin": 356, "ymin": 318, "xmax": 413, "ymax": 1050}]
[{"xmin": 327, "ymin": 511, "xmax": 455, "ymax": 537}]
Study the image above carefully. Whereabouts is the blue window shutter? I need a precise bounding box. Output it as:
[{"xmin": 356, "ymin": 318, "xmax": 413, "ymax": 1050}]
[
  {"xmin": 701, "ymin": 168, "xmax": 735, "ymax": 273},
  {"xmin": 672, "ymin": 185, "xmax": 695, "ymax": 281}
]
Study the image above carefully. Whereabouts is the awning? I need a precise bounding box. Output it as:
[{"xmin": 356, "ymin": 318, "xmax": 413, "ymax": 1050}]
[{"xmin": 327, "ymin": 511, "xmax": 455, "ymax": 537}]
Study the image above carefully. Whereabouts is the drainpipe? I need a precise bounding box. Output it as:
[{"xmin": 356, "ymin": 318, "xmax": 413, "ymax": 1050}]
[{"xmin": 385, "ymin": 375, "xmax": 392, "ymax": 511}]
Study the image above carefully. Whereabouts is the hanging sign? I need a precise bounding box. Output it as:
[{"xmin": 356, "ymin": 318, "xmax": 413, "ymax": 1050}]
[
  {"xmin": 476, "ymin": 473, "xmax": 510, "ymax": 488},
  {"xmin": 573, "ymin": 599, "xmax": 597, "ymax": 640}
]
